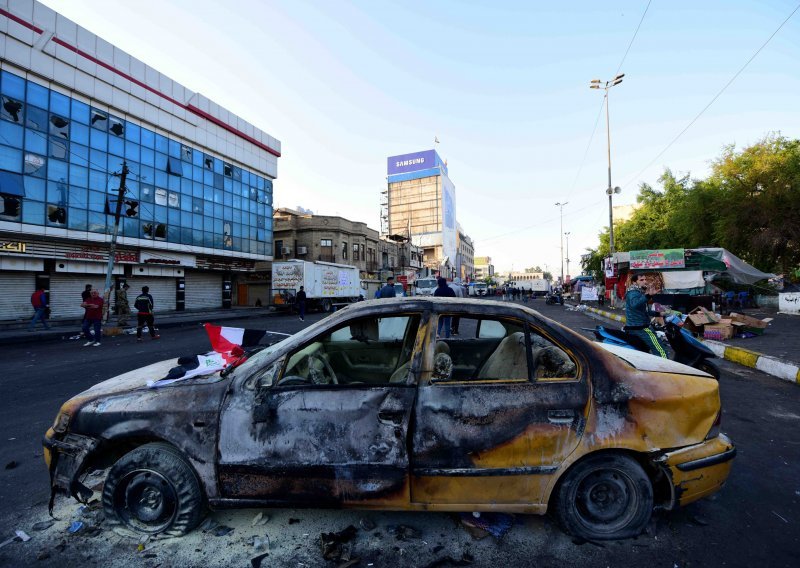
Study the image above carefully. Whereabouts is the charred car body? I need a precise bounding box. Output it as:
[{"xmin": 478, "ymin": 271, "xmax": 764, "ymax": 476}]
[{"xmin": 44, "ymin": 298, "xmax": 735, "ymax": 540}]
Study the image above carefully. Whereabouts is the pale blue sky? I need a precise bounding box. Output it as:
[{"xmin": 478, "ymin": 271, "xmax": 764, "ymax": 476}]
[{"xmin": 40, "ymin": 0, "xmax": 800, "ymax": 275}]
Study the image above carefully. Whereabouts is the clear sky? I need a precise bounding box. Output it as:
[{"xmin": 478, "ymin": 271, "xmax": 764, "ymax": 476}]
[{"xmin": 39, "ymin": 0, "xmax": 800, "ymax": 277}]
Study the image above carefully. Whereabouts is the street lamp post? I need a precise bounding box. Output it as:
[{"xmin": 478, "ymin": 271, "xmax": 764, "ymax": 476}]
[
  {"xmin": 555, "ymin": 202, "xmax": 568, "ymax": 287},
  {"xmin": 564, "ymin": 231, "xmax": 571, "ymax": 281},
  {"xmin": 591, "ymin": 74, "xmax": 623, "ymax": 305}
]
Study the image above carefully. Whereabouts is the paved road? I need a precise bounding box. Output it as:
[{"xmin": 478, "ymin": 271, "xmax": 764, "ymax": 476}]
[{"xmin": 0, "ymin": 303, "xmax": 797, "ymax": 567}]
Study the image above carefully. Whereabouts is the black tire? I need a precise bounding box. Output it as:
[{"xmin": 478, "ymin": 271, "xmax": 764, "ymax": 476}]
[
  {"xmin": 553, "ymin": 453, "xmax": 653, "ymax": 540},
  {"xmin": 698, "ymin": 359, "xmax": 721, "ymax": 380},
  {"xmin": 102, "ymin": 442, "xmax": 206, "ymax": 536},
  {"xmin": 321, "ymin": 299, "xmax": 332, "ymax": 313}
]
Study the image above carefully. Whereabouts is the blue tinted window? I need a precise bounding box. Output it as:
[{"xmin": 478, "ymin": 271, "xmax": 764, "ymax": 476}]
[
  {"xmin": 47, "ymin": 158, "xmax": 68, "ymax": 181},
  {"xmin": 192, "ymin": 229, "xmax": 203, "ymax": 246},
  {"xmin": 203, "ymin": 169, "xmax": 213, "ymax": 186},
  {"xmin": 223, "ymin": 176, "xmax": 232, "ymax": 191},
  {"xmin": 0, "ymin": 145, "xmax": 22, "ymax": 172},
  {"xmin": 213, "ymin": 158, "xmax": 223, "ymax": 174},
  {"xmin": 49, "ymin": 91, "xmax": 70, "ymax": 116},
  {"xmin": 168, "ymin": 175, "xmax": 180, "ymax": 192},
  {"xmin": 168, "ymin": 208, "xmax": 180, "ymax": 225},
  {"xmin": 125, "ymin": 142, "xmax": 140, "ymax": 162},
  {"xmin": 125, "ymin": 179, "xmax": 139, "ymax": 199},
  {"xmin": 181, "ymin": 210, "xmax": 192, "ymax": 226},
  {"xmin": 214, "ymin": 203, "xmax": 223, "ymax": 218},
  {"xmin": 180, "ymin": 177, "xmax": 191, "ymax": 194},
  {"xmin": 88, "ymin": 190, "xmax": 106, "ymax": 212},
  {"xmin": 108, "ymin": 134, "xmax": 124, "ymax": 156},
  {"xmin": 140, "ymin": 128, "xmax": 154, "ymax": 148},
  {"xmin": 90, "ymin": 109, "xmax": 108, "ymax": 130},
  {"xmin": 180, "ymin": 226, "xmax": 192, "ymax": 244},
  {"xmin": 1, "ymin": 71, "xmax": 25, "ymax": 98},
  {"xmin": 89, "ymin": 129, "xmax": 107, "ymax": 151},
  {"xmin": 155, "ymin": 170, "xmax": 168, "ymax": 188},
  {"xmin": 26, "ymin": 82, "xmax": 48, "ymax": 108},
  {"xmin": 47, "ymin": 181, "xmax": 68, "ymax": 204},
  {"xmin": 192, "ymin": 150, "xmax": 203, "ymax": 167},
  {"xmin": 88, "ymin": 212, "xmax": 105, "ymax": 233},
  {"xmin": 68, "ymin": 207, "xmax": 87, "ymax": 230},
  {"xmin": 232, "ymin": 223, "xmax": 241, "ymax": 237},
  {"xmin": 232, "ymin": 209, "xmax": 241, "ymax": 223},
  {"xmin": 24, "ymin": 130, "xmax": 47, "ymax": 154},
  {"xmin": 154, "ymin": 205, "xmax": 167, "ymax": 222},
  {"xmin": 203, "ymin": 200, "xmax": 213, "ymax": 216},
  {"xmin": 69, "ymin": 143, "xmax": 88, "ymax": 166},
  {"xmin": 70, "ymin": 122, "xmax": 89, "ymax": 145},
  {"xmin": 24, "ymin": 153, "xmax": 46, "ymax": 177},
  {"xmin": 192, "ymin": 213, "xmax": 202, "ymax": 230},
  {"xmin": 125, "ymin": 122, "xmax": 140, "ymax": 143},
  {"xmin": 140, "ymin": 146, "xmax": 154, "ymax": 166},
  {"xmin": 89, "ymin": 148, "xmax": 107, "ymax": 172},
  {"xmin": 123, "ymin": 217, "xmax": 138, "ymax": 236},
  {"xmin": 213, "ymin": 218, "xmax": 222, "ymax": 233},
  {"xmin": 204, "ymin": 232, "xmax": 214, "ymax": 248},
  {"xmin": 69, "ymin": 165, "xmax": 88, "ymax": 189},
  {"xmin": 167, "ymin": 156, "xmax": 183, "ymax": 176},
  {"xmin": 49, "ymin": 137, "xmax": 68, "ymax": 161},
  {"xmin": 0, "ymin": 121, "xmax": 23, "ymax": 146},
  {"xmin": 88, "ymin": 170, "xmax": 107, "ymax": 192},
  {"xmin": 155, "ymin": 134, "xmax": 168, "ymax": 154},
  {"xmin": 22, "ymin": 199, "xmax": 44, "ymax": 224},
  {"xmin": 107, "ymin": 154, "xmax": 125, "ymax": 173},
  {"xmin": 70, "ymin": 99, "xmax": 90, "ymax": 123},
  {"xmin": 23, "ymin": 176, "xmax": 45, "ymax": 200},
  {"xmin": 168, "ymin": 225, "xmax": 180, "ymax": 242},
  {"xmin": 168, "ymin": 139, "xmax": 181, "ymax": 158},
  {"xmin": 68, "ymin": 185, "xmax": 88, "ymax": 207}
]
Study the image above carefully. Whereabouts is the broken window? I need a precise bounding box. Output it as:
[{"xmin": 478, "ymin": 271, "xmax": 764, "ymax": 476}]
[
  {"xmin": 49, "ymin": 115, "xmax": 70, "ymax": 138},
  {"xmin": 154, "ymin": 223, "xmax": 167, "ymax": 240},
  {"xmin": 168, "ymin": 192, "xmax": 180, "ymax": 208},
  {"xmin": 1, "ymin": 96, "xmax": 23, "ymax": 123},
  {"xmin": 90, "ymin": 110, "xmax": 108, "ymax": 129},
  {"xmin": 166, "ymin": 157, "xmax": 183, "ymax": 176},
  {"xmin": 154, "ymin": 189, "xmax": 168, "ymax": 206},
  {"xmin": 0, "ymin": 194, "xmax": 21, "ymax": 220},
  {"xmin": 181, "ymin": 145, "xmax": 192, "ymax": 161},
  {"xmin": 278, "ymin": 315, "xmax": 420, "ymax": 386},
  {"xmin": 109, "ymin": 118, "xmax": 124, "ymax": 137},
  {"xmin": 46, "ymin": 204, "xmax": 67, "ymax": 226},
  {"xmin": 223, "ymin": 162, "xmax": 233, "ymax": 177},
  {"xmin": 49, "ymin": 137, "xmax": 68, "ymax": 160},
  {"xmin": 24, "ymin": 153, "xmax": 46, "ymax": 177}
]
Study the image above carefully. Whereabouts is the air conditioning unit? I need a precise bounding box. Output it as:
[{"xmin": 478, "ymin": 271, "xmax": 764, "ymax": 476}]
[
  {"xmin": 281, "ymin": 247, "xmax": 291, "ymax": 255},
  {"xmin": 297, "ymin": 246, "xmax": 308, "ymax": 255}
]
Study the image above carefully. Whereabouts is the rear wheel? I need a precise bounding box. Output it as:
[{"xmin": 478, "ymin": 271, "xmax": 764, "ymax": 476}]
[
  {"xmin": 102, "ymin": 442, "xmax": 205, "ymax": 536},
  {"xmin": 321, "ymin": 299, "xmax": 332, "ymax": 312},
  {"xmin": 554, "ymin": 453, "xmax": 653, "ymax": 540}
]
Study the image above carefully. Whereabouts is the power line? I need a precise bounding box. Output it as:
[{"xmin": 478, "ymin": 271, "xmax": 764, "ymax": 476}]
[
  {"xmin": 477, "ymin": 198, "xmax": 606, "ymax": 243},
  {"xmin": 621, "ymin": 1, "xmax": 800, "ymax": 190},
  {"xmin": 564, "ymin": 0, "xmax": 652, "ymax": 203}
]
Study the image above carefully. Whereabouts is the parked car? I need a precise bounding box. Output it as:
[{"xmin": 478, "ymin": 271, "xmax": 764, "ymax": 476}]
[{"xmin": 44, "ymin": 298, "xmax": 735, "ymax": 540}]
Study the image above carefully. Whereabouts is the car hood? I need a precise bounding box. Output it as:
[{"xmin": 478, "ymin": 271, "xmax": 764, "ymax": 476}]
[
  {"xmin": 597, "ymin": 343, "xmax": 712, "ymax": 377},
  {"xmin": 79, "ymin": 358, "xmax": 190, "ymax": 397}
]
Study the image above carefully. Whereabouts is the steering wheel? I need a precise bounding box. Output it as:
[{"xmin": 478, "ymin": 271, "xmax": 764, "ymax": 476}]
[
  {"xmin": 308, "ymin": 354, "xmax": 338, "ymax": 385},
  {"xmin": 276, "ymin": 375, "xmax": 310, "ymax": 387}
]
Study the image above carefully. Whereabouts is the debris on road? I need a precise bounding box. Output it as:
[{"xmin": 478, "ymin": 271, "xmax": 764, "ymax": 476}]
[
  {"xmin": 359, "ymin": 518, "xmax": 376, "ymax": 531},
  {"xmin": 458, "ymin": 512, "xmax": 514, "ymax": 539},
  {"xmin": 251, "ymin": 512, "xmax": 270, "ymax": 526},
  {"xmin": 31, "ymin": 520, "xmax": 55, "ymax": 531},
  {"xmin": 387, "ymin": 524, "xmax": 421, "ymax": 541},
  {"xmin": 213, "ymin": 525, "xmax": 234, "ymax": 537},
  {"xmin": 251, "ymin": 535, "xmax": 270, "ymax": 551},
  {"xmin": 320, "ymin": 525, "xmax": 358, "ymax": 562},
  {"xmin": 4, "ymin": 460, "xmax": 18, "ymax": 470},
  {"xmin": 250, "ymin": 552, "xmax": 269, "ymax": 568},
  {"xmin": 67, "ymin": 521, "xmax": 83, "ymax": 534}
]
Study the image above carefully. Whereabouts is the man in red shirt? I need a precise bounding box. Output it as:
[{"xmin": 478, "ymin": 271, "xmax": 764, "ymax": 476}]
[
  {"xmin": 81, "ymin": 289, "xmax": 104, "ymax": 347},
  {"xmin": 29, "ymin": 287, "xmax": 50, "ymax": 331}
]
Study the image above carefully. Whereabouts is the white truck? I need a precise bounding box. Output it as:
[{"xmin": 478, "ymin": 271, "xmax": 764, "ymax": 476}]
[
  {"xmin": 271, "ymin": 260, "xmax": 363, "ymax": 312},
  {"xmin": 529, "ymin": 279, "xmax": 551, "ymax": 297},
  {"xmin": 415, "ymin": 277, "xmax": 438, "ymax": 296}
]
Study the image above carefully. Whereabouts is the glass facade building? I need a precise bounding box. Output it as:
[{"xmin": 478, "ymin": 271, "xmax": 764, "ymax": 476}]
[{"xmin": 0, "ymin": 70, "xmax": 273, "ymax": 257}]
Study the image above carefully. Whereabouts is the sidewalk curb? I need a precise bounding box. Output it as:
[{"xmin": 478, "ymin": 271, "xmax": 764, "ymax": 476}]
[
  {"xmin": 1, "ymin": 310, "xmax": 277, "ymax": 347},
  {"xmin": 581, "ymin": 305, "xmax": 800, "ymax": 386}
]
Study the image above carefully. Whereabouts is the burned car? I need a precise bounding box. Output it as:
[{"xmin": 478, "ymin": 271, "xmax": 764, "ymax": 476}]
[{"xmin": 44, "ymin": 298, "xmax": 735, "ymax": 540}]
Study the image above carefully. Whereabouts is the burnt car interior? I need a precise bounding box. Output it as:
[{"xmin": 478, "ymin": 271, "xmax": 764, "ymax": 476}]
[
  {"xmin": 432, "ymin": 316, "xmax": 577, "ymax": 382},
  {"xmin": 278, "ymin": 315, "xmax": 422, "ymax": 386}
]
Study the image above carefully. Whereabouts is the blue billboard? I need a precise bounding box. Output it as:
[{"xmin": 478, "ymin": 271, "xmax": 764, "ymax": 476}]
[{"xmin": 387, "ymin": 150, "xmax": 445, "ymax": 176}]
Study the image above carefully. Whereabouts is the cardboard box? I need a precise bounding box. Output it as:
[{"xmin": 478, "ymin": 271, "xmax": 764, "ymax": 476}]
[
  {"xmin": 687, "ymin": 306, "xmax": 721, "ymax": 327},
  {"xmin": 703, "ymin": 319, "xmax": 734, "ymax": 340},
  {"xmin": 729, "ymin": 313, "xmax": 773, "ymax": 335}
]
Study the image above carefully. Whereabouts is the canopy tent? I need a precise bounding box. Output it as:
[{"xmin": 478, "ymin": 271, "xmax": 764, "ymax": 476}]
[{"xmin": 693, "ymin": 248, "xmax": 776, "ymax": 285}]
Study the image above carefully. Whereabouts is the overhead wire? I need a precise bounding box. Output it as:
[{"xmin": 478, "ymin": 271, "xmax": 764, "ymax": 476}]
[{"xmin": 621, "ymin": 1, "xmax": 800, "ymax": 190}]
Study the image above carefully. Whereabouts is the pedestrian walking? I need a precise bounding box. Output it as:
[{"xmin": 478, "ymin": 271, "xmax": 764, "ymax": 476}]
[
  {"xmin": 81, "ymin": 289, "xmax": 104, "ymax": 346},
  {"xmin": 29, "ymin": 286, "xmax": 50, "ymax": 330},
  {"xmin": 434, "ymin": 277, "xmax": 456, "ymax": 338},
  {"xmin": 134, "ymin": 286, "xmax": 160, "ymax": 341},
  {"xmin": 116, "ymin": 283, "xmax": 131, "ymax": 326},
  {"xmin": 81, "ymin": 284, "xmax": 92, "ymax": 302},
  {"xmin": 296, "ymin": 286, "xmax": 307, "ymax": 321},
  {"xmin": 378, "ymin": 276, "xmax": 397, "ymax": 298}
]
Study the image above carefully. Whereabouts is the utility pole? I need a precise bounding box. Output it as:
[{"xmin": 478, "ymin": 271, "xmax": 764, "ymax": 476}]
[
  {"xmin": 103, "ymin": 162, "xmax": 129, "ymax": 323},
  {"xmin": 564, "ymin": 231, "xmax": 571, "ymax": 281},
  {"xmin": 555, "ymin": 202, "xmax": 568, "ymax": 287}
]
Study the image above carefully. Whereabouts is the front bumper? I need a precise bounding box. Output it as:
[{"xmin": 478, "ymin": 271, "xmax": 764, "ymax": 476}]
[
  {"xmin": 657, "ymin": 433, "xmax": 735, "ymax": 508},
  {"xmin": 43, "ymin": 430, "xmax": 100, "ymax": 506}
]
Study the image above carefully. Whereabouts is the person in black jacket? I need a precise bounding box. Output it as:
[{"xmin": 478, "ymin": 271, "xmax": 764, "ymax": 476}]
[
  {"xmin": 296, "ymin": 286, "xmax": 307, "ymax": 321},
  {"xmin": 434, "ymin": 277, "xmax": 456, "ymax": 338},
  {"xmin": 134, "ymin": 286, "xmax": 160, "ymax": 341}
]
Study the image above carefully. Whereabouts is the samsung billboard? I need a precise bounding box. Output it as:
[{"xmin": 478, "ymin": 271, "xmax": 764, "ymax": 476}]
[{"xmin": 387, "ymin": 149, "xmax": 445, "ymax": 176}]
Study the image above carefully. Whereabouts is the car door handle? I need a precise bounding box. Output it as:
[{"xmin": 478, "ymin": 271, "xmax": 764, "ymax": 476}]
[
  {"xmin": 547, "ymin": 409, "xmax": 575, "ymax": 424},
  {"xmin": 378, "ymin": 410, "xmax": 404, "ymax": 425}
]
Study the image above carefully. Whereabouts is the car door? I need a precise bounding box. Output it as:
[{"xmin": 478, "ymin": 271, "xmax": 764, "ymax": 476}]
[
  {"xmin": 217, "ymin": 313, "xmax": 424, "ymax": 507},
  {"xmin": 410, "ymin": 314, "xmax": 590, "ymax": 506}
]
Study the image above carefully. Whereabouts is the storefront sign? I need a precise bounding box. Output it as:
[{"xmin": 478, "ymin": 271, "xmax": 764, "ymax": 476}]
[
  {"xmin": 64, "ymin": 246, "xmax": 138, "ymax": 263},
  {"xmin": 0, "ymin": 241, "xmax": 26, "ymax": 253},
  {"xmin": 629, "ymin": 249, "xmax": 685, "ymax": 270},
  {"xmin": 140, "ymin": 251, "xmax": 197, "ymax": 267}
]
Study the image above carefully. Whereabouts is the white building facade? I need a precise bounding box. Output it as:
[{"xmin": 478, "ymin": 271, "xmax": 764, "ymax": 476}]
[{"xmin": 0, "ymin": 1, "xmax": 280, "ymax": 319}]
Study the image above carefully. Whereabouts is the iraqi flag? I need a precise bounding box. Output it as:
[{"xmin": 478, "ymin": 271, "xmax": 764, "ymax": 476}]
[{"xmin": 204, "ymin": 323, "xmax": 267, "ymax": 362}]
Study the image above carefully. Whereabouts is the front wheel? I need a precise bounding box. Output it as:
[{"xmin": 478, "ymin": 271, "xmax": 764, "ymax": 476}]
[
  {"xmin": 553, "ymin": 453, "xmax": 653, "ymax": 540},
  {"xmin": 102, "ymin": 442, "xmax": 206, "ymax": 536}
]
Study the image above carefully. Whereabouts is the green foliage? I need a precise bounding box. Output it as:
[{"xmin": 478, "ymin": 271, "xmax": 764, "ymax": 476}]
[{"xmin": 586, "ymin": 134, "xmax": 800, "ymax": 274}]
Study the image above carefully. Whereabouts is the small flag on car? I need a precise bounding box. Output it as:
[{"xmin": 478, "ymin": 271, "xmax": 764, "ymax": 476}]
[{"xmin": 204, "ymin": 323, "xmax": 267, "ymax": 359}]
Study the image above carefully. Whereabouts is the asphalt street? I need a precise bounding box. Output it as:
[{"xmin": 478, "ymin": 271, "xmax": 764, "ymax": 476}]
[{"xmin": 0, "ymin": 302, "xmax": 798, "ymax": 567}]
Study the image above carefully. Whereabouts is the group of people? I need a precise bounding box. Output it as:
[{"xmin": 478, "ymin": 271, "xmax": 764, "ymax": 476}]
[{"xmin": 28, "ymin": 283, "xmax": 161, "ymax": 345}]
